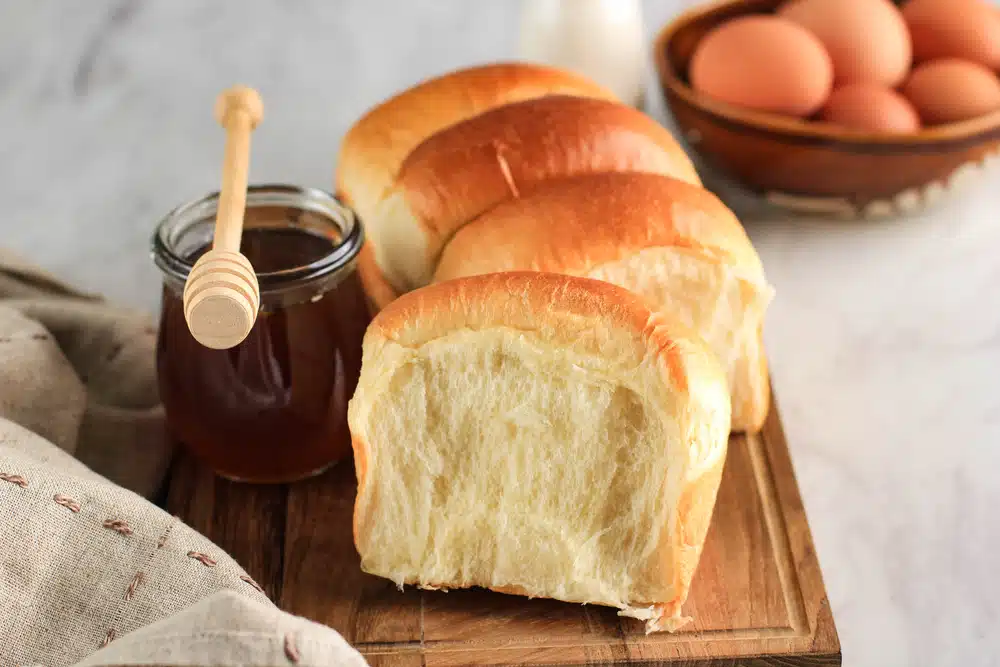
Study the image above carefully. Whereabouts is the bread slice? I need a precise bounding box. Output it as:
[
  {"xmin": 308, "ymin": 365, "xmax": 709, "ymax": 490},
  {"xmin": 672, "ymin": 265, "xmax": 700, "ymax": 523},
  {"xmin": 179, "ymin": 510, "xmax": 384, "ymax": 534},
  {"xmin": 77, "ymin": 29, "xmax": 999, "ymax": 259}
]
[
  {"xmin": 336, "ymin": 62, "xmax": 619, "ymax": 237},
  {"xmin": 432, "ymin": 173, "xmax": 774, "ymax": 432},
  {"xmin": 347, "ymin": 272, "xmax": 731, "ymax": 633},
  {"xmin": 367, "ymin": 95, "xmax": 702, "ymax": 295}
]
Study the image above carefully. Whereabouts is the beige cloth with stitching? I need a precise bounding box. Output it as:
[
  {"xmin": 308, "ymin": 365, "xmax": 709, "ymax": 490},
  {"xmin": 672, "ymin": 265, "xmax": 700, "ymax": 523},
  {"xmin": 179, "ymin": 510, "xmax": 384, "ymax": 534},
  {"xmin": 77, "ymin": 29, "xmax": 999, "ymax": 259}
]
[{"xmin": 0, "ymin": 250, "xmax": 367, "ymax": 667}]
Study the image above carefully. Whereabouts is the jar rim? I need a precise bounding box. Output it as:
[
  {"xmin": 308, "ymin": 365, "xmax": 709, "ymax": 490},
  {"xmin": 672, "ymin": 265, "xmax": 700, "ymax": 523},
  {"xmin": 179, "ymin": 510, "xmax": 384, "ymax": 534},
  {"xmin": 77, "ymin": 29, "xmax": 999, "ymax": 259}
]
[{"xmin": 151, "ymin": 184, "xmax": 364, "ymax": 295}]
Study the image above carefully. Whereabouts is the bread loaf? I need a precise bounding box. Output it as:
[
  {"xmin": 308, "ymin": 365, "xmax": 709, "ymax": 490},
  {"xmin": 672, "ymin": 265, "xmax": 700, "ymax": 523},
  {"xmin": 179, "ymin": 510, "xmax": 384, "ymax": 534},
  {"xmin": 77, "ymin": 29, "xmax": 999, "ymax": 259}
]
[
  {"xmin": 433, "ymin": 173, "xmax": 774, "ymax": 432},
  {"xmin": 336, "ymin": 62, "xmax": 618, "ymax": 231},
  {"xmin": 344, "ymin": 94, "xmax": 701, "ymax": 298},
  {"xmin": 347, "ymin": 272, "xmax": 731, "ymax": 633},
  {"xmin": 338, "ymin": 63, "xmax": 620, "ymax": 312}
]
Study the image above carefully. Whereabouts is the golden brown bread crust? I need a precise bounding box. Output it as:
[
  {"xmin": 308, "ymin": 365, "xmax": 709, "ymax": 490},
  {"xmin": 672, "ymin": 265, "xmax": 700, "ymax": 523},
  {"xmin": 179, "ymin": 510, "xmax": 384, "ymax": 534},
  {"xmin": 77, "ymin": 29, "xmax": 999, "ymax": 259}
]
[
  {"xmin": 357, "ymin": 242, "xmax": 399, "ymax": 314},
  {"xmin": 337, "ymin": 63, "xmax": 621, "ymax": 311},
  {"xmin": 748, "ymin": 329, "xmax": 771, "ymax": 432},
  {"xmin": 369, "ymin": 271, "xmax": 700, "ymax": 378},
  {"xmin": 396, "ymin": 95, "xmax": 702, "ymax": 236},
  {"xmin": 373, "ymin": 95, "xmax": 702, "ymax": 293},
  {"xmin": 432, "ymin": 173, "xmax": 762, "ymax": 283},
  {"xmin": 350, "ymin": 434, "xmax": 367, "ymax": 549},
  {"xmin": 335, "ymin": 62, "xmax": 618, "ymax": 216},
  {"xmin": 656, "ymin": 452, "xmax": 726, "ymax": 632}
]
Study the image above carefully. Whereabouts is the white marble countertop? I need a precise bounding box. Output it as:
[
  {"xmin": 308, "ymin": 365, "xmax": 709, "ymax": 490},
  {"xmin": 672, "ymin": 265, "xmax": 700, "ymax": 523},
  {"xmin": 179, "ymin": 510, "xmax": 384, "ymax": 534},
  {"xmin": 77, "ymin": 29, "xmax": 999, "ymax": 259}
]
[{"xmin": 2, "ymin": 2, "xmax": 998, "ymax": 665}]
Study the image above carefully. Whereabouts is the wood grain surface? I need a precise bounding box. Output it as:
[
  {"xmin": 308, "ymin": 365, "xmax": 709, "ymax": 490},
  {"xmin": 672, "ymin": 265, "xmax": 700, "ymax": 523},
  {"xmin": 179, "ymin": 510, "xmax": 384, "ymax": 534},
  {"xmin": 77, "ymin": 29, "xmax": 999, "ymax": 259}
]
[{"xmin": 168, "ymin": 394, "xmax": 841, "ymax": 666}]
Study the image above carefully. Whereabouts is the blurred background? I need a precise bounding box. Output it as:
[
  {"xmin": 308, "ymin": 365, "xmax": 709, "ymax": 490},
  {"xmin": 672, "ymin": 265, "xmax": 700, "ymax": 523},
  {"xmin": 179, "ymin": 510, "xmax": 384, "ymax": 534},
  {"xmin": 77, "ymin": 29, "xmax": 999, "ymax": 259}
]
[{"xmin": 2, "ymin": 2, "xmax": 999, "ymax": 666}]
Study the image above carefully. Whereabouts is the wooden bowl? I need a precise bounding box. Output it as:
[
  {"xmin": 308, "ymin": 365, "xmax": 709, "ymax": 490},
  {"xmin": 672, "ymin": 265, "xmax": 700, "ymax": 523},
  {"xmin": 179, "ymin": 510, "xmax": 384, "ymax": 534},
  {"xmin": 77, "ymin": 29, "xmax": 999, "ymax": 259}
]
[{"xmin": 653, "ymin": 0, "xmax": 1000, "ymax": 218}]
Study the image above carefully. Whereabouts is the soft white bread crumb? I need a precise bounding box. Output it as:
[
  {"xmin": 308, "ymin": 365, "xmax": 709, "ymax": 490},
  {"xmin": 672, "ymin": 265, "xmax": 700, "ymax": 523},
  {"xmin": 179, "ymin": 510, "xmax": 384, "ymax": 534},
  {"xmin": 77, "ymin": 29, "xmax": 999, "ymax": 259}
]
[{"xmin": 347, "ymin": 272, "xmax": 731, "ymax": 633}]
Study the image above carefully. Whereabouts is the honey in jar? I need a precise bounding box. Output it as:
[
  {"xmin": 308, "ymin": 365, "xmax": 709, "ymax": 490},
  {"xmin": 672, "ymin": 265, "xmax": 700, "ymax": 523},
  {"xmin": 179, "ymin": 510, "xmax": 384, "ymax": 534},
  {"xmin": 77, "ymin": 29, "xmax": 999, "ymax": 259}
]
[{"xmin": 152, "ymin": 185, "xmax": 370, "ymax": 483}]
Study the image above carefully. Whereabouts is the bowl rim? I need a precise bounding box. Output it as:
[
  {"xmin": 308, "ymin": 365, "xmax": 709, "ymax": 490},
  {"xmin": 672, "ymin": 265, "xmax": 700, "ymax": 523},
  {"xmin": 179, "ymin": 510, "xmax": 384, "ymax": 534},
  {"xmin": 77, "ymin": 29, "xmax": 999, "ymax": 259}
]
[{"xmin": 653, "ymin": 0, "xmax": 1000, "ymax": 148}]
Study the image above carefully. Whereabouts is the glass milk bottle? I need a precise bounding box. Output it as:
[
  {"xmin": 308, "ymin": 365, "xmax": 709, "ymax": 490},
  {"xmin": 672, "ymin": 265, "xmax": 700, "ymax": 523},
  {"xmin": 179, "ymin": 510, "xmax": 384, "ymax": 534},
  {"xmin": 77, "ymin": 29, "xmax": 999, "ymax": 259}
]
[{"xmin": 518, "ymin": 0, "xmax": 647, "ymax": 108}]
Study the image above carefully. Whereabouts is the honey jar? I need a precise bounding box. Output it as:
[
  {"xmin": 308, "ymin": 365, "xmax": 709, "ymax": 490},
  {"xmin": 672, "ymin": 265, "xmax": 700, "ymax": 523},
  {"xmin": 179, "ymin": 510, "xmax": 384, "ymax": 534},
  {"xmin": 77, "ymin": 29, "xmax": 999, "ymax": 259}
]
[{"xmin": 152, "ymin": 185, "xmax": 370, "ymax": 483}]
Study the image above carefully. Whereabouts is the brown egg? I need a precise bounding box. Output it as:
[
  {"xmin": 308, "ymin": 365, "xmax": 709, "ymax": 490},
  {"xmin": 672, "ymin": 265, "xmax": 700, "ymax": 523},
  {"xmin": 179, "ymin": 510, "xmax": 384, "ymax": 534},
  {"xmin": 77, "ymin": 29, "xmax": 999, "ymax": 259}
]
[
  {"xmin": 779, "ymin": 0, "xmax": 912, "ymax": 86},
  {"xmin": 818, "ymin": 83, "xmax": 921, "ymax": 133},
  {"xmin": 902, "ymin": 0, "xmax": 1000, "ymax": 69},
  {"xmin": 902, "ymin": 58, "xmax": 1000, "ymax": 125},
  {"xmin": 689, "ymin": 16, "xmax": 834, "ymax": 117}
]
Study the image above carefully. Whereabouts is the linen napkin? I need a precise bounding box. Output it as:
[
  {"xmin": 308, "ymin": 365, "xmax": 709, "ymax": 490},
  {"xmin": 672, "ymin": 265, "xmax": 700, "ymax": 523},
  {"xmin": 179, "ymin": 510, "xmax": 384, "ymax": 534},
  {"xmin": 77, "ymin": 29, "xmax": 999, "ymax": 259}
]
[{"xmin": 0, "ymin": 250, "xmax": 366, "ymax": 667}]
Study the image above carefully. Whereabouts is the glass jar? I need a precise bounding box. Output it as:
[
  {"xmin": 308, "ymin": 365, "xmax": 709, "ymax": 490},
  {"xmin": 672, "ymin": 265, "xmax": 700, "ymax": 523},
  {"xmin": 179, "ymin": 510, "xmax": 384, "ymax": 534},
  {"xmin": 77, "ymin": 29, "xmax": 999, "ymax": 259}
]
[{"xmin": 152, "ymin": 185, "xmax": 370, "ymax": 483}]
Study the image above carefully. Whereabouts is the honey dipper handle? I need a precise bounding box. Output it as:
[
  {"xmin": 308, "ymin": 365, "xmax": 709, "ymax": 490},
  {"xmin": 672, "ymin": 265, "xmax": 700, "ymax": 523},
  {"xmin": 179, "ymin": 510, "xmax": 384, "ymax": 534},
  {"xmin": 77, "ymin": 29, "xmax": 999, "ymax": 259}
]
[
  {"xmin": 212, "ymin": 86, "xmax": 264, "ymax": 252},
  {"xmin": 180, "ymin": 86, "xmax": 263, "ymax": 351}
]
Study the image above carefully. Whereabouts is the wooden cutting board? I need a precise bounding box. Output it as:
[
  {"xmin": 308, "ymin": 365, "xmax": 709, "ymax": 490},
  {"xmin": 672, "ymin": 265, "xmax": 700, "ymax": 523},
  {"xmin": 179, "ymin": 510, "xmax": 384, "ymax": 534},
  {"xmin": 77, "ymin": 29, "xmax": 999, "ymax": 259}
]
[{"xmin": 167, "ymin": 393, "xmax": 840, "ymax": 666}]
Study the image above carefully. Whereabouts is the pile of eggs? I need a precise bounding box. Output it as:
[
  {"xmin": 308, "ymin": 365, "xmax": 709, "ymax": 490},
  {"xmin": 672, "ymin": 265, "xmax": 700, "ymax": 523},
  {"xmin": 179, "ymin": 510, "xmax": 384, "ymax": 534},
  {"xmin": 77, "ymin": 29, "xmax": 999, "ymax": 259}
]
[{"xmin": 689, "ymin": 0, "xmax": 1000, "ymax": 133}]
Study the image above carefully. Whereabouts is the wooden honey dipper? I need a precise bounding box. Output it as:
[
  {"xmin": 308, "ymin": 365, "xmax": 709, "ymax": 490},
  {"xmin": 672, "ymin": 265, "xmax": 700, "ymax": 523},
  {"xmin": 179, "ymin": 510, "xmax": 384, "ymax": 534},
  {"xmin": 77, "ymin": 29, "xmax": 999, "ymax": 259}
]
[{"xmin": 182, "ymin": 85, "xmax": 264, "ymax": 350}]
